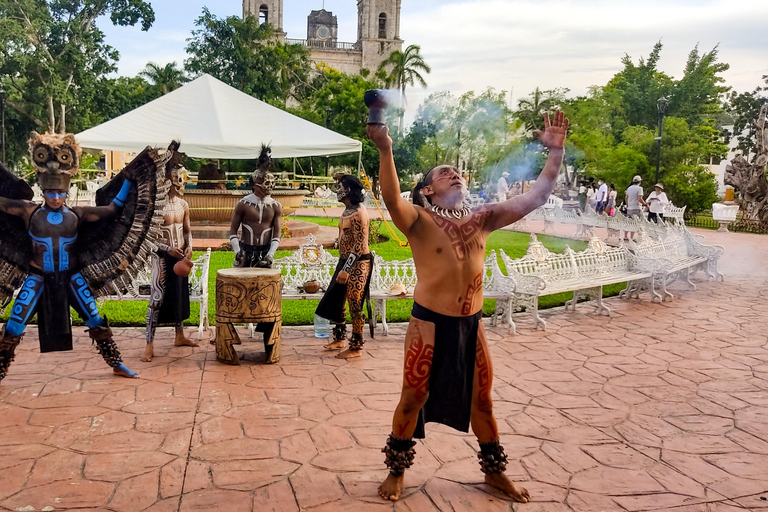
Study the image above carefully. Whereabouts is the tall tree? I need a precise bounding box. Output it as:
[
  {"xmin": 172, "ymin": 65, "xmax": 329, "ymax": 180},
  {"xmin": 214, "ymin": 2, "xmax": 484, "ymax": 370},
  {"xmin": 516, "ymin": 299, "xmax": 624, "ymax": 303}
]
[
  {"xmin": 515, "ymin": 87, "xmax": 567, "ymax": 137},
  {"xmin": 604, "ymin": 41, "xmax": 674, "ymax": 131},
  {"xmin": 725, "ymin": 79, "xmax": 768, "ymax": 158},
  {"xmin": 669, "ymin": 45, "xmax": 730, "ymax": 127},
  {"xmin": 138, "ymin": 62, "xmax": 187, "ymax": 95},
  {"xmin": 0, "ymin": 0, "xmax": 155, "ymax": 135},
  {"xmin": 377, "ymin": 44, "xmax": 431, "ymax": 131},
  {"xmin": 185, "ymin": 8, "xmax": 312, "ymax": 104}
]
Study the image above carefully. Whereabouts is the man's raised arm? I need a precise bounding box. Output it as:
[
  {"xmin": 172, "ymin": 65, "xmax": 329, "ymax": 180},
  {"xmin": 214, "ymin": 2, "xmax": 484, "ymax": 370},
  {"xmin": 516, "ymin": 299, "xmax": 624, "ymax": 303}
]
[
  {"xmin": 487, "ymin": 111, "xmax": 568, "ymax": 231},
  {"xmin": 366, "ymin": 125, "xmax": 419, "ymax": 235}
]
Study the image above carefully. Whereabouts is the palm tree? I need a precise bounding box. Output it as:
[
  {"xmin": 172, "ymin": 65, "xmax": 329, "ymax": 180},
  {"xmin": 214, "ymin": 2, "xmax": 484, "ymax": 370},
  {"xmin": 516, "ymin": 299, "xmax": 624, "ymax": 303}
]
[
  {"xmin": 515, "ymin": 87, "xmax": 565, "ymax": 137},
  {"xmin": 378, "ymin": 45, "xmax": 431, "ymax": 131},
  {"xmin": 139, "ymin": 62, "xmax": 188, "ymax": 95}
]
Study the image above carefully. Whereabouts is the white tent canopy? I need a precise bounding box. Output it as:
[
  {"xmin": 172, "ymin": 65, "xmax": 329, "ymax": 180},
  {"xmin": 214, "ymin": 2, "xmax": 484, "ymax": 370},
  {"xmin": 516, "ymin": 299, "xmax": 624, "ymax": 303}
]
[{"xmin": 76, "ymin": 74, "xmax": 362, "ymax": 159}]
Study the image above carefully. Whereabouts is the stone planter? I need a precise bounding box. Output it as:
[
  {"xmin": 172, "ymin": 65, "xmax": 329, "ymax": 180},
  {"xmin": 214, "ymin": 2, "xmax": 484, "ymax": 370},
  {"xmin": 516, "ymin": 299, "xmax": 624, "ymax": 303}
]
[
  {"xmin": 712, "ymin": 203, "xmax": 739, "ymax": 232},
  {"xmin": 184, "ymin": 188, "xmax": 310, "ymax": 223}
]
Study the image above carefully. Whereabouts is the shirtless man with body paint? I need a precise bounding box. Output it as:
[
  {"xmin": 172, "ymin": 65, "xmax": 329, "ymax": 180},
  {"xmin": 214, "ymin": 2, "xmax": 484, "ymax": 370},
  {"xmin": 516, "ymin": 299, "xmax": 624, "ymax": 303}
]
[
  {"xmin": 142, "ymin": 166, "xmax": 196, "ymax": 362},
  {"xmin": 229, "ymin": 147, "xmax": 282, "ymax": 269},
  {"xmin": 368, "ymin": 111, "xmax": 569, "ymax": 503}
]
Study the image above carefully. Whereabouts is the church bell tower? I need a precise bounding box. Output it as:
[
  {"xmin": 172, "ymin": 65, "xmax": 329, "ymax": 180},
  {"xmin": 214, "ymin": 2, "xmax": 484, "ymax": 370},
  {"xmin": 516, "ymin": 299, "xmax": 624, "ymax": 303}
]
[
  {"xmin": 243, "ymin": 0, "xmax": 286, "ymax": 41},
  {"xmin": 357, "ymin": 0, "xmax": 403, "ymax": 71}
]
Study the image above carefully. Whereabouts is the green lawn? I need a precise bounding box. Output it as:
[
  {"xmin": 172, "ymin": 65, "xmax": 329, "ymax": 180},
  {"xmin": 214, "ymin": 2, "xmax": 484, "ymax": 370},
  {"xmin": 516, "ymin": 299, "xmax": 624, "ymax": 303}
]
[{"xmin": 2, "ymin": 216, "xmax": 627, "ymax": 327}]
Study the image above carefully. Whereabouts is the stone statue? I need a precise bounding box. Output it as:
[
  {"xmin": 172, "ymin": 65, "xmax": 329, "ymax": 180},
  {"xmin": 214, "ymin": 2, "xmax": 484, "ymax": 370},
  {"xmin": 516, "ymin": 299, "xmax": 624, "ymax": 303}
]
[{"xmin": 724, "ymin": 104, "xmax": 768, "ymax": 223}]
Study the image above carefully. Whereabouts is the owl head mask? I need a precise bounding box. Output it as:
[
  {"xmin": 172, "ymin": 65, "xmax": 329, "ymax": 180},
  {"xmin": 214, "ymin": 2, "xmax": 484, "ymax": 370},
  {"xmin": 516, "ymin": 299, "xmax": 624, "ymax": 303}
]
[{"xmin": 28, "ymin": 132, "xmax": 81, "ymax": 191}]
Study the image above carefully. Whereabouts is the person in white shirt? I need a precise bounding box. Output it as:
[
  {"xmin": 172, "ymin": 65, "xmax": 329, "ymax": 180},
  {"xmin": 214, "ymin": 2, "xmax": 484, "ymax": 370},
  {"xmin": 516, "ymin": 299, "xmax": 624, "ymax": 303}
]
[
  {"xmin": 624, "ymin": 175, "xmax": 647, "ymax": 240},
  {"xmin": 586, "ymin": 182, "xmax": 597, "ymax": 210},
  {"xmin": 595, "ymin": 179, "xmax": 608, "ymax": 213},
  {"xmin": 646, "ymin": 183, "xmax": 669, "ymax": 223},
  {"xmin": 624, "ymin": 175, "xmax": 646, "ymax": 218},
  {"xmin": 578, "ymin": 181, "xmax": 587, "ymax": 211},
  {"xmin": 496, "ymin": 172, "xmax": 510, "ymax": 201}
]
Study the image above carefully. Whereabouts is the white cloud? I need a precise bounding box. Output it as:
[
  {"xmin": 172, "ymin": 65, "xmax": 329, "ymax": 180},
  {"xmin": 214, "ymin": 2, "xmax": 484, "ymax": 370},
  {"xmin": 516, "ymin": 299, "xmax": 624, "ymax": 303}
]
[
  {"xmin": 98, "ymin": 0, "xmax": 768, "ymax": 121},
  {"xmin": 400, "ymin": 0, "xmax": 768, "ymax": 118}
]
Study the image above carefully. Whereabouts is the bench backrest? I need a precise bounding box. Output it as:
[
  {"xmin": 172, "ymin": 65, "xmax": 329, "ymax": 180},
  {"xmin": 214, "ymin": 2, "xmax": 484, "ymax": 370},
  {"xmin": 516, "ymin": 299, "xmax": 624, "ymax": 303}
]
[
  {"xmin": 663, "ymin": 204, "xmax": 686, "ymax": 222},
  {"xmin": 272, "ymin": 233, "xmax": 338, "ymax": 291},
  {"xmin": 500, "ymin": 234, "xmax": 576, "ymax": 283},
  {"xmin": 371, "ymin": 251, "xmax": 499, "ymax": 294},
  {"xmin": 631, "ymin": 225, "xmax": 688, "ymax": 261},
  {"xmin": 499, "ymin": 235, "xmax": 629, "ymax": 283}
]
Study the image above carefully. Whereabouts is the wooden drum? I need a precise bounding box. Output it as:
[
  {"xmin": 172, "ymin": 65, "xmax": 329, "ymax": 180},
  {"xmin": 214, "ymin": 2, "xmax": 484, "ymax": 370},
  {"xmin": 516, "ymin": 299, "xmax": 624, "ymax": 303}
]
[{"xmin": 215, "ymin": 268, "xmax": 283, "ymax": 365}]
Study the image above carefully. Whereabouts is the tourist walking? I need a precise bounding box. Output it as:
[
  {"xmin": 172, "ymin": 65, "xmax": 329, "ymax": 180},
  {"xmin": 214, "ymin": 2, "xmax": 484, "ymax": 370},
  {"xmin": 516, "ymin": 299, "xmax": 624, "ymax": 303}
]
[
  {"xmin": 586, "ymin": 182, "xmax": 597, "ymax": 210},
  {"xmin": 607, "ymin": 183, "xmax": 617, "ymax": 215},
  {"xmin": 646, "ymin": 183, "xmax": 669, "ymax": 223},
  {"xmin": 578, "ymin": 181, "xmax": 587, "ymax": 212},
  {"xmin": 625, "ymin": 175, "xmax": 646, "ymax": 219},
  {"xmin": 595, "ymin": 179, "xmax": 608, "ymax": 213},
  {"xmin": 496, "ymin": 172, "xmax": 510, "ymax": 202}
]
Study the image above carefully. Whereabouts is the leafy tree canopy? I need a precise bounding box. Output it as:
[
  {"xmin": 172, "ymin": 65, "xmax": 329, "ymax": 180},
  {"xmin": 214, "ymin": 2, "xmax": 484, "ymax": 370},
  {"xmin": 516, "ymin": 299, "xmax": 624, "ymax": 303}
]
[{"xmin": 184, "ymin": 8, "xmax": 312, "ymax": 105}]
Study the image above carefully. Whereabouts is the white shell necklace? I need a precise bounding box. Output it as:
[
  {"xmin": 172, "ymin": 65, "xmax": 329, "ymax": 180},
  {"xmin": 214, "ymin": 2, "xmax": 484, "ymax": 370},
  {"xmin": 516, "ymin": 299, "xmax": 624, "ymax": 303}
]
[{"xmin": 430, "ymin": 204, "xmax": 472, "ymax": 220}]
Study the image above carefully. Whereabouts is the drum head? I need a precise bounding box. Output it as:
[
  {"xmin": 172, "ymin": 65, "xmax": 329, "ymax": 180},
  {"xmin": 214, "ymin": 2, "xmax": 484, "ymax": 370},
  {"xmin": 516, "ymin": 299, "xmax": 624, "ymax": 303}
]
[{"xmin": 217, "ymin": 267, "xmax": 281, "ymax": 278}]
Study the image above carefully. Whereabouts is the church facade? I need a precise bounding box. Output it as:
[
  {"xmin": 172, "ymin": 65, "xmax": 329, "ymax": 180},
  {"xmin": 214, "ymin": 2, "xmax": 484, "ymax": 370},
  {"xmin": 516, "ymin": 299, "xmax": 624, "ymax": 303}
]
[{"xmin": 243, "ymin": 0, "xmax": 403, "ymax": 75}]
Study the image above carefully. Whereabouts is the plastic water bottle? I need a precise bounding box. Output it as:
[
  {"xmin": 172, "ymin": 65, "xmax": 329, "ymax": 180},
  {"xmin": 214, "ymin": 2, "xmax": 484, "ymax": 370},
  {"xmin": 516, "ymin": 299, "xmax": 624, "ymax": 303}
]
[{"xmin": 314, "ymin": 314, "xmax": 330, "ymax": 338}]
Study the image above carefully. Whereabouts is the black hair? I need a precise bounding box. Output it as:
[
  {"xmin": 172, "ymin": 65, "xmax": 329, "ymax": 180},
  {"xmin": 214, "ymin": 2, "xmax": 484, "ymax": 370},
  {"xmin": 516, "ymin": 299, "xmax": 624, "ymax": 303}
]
[
  {"xmin": 412, "ymin": 182, "xmax": 430, "ymax": 207},
  {"xmin": 610, "ymin": 183, "xmax": 615, "ymax": 190},
  {"xmin": 339, "ymin": 174, "xmax": 365, "ymax": 205},
  {"xmin": 257, "ymin": 144, "xmax": 273, "ymax": 171}
]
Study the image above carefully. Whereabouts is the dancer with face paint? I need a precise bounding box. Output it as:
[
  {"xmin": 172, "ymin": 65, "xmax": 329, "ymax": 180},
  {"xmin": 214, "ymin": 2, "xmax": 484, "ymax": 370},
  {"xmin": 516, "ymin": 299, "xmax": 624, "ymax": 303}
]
[
  {"xmin": 142, "ymin": 162, "xmax": 196, "ymax": 362},
  {"xmin": 368, "ymin": 111, "xmax": 569, "ymax": 503},
  {"xmin": 315, "ymin": 174, "xmax": 373, "ymax": 359},
  {"xmin": 229, "ymin": 145, "xmax": 282, "ymax": 269},
  {"xmin": 0, "ymin": 133, "xmax": 173, "ymax": 382}
]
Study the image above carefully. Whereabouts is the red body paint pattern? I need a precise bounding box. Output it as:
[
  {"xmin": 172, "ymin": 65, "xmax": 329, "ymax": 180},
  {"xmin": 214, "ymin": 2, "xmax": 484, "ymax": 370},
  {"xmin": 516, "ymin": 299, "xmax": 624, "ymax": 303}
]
[
  {"xmin": 474, "ymin": 339, "xmax": 493, "ymax": 412},
  {"xmin": 431, "ymin": 211, "xmax": 490, "ymax": 262},
  {"xmin": 461, "ymin": 273, "xmax": 483, "ymax": 316},
  {"xmin": 403, "ymin": 326, "xmax": 434, "ymax": 401}
]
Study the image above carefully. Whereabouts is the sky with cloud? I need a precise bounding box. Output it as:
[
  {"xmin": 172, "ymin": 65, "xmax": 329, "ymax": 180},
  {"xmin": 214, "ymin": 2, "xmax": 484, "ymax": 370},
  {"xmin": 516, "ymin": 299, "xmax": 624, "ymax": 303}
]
[{"xmin": 100, "ymin": 0, "xmax": 768, "ymax": 116}]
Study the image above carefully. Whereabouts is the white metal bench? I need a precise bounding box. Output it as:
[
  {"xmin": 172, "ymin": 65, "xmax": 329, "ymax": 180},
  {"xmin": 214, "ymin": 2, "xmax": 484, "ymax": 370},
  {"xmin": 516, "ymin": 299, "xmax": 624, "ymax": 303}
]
[
  {"xmin": 497, "ymin": 235, "xmax": 655, "ymax": 330},
  {"xmin": 629, "ymin": 225, "xmax": 723, "ymax": 300},
  {"xmin": 663, "ymin": 204, "xmax": 686, "ymax": 224},
  {"xmin": 370, "ymin": 252, "xmax": 512, "ymax": 335},
  {"xmin": 272, "ymin": 234, "xmax": 513, "ymax": 335},
  {"xmin": 98, "ymin": 248, "xmax": 212, "ymax": 339}
]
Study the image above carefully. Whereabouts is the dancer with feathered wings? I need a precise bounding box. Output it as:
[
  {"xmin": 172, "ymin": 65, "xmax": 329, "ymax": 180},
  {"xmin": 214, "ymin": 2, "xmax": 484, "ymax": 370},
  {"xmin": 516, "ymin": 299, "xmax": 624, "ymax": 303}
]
[{"xmin": 0, "ymin": 132, "xmax": 175, "ymax": 382}]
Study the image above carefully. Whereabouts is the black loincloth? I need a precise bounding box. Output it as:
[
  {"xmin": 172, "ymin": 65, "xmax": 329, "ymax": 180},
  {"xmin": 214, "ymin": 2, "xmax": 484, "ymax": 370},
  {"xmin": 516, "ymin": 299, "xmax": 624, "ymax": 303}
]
[
  {"xmin": 157, "ymin": 252, "xmax": 190, "ymax": 325},
  {"xmin": 315, "ymin": 253, "xmax": 373, "ymax": 322},
  {"xmin": 240, "ymin": 242, "xmax": 271, "ymax": 268},
  {"xmin": 36, "ymin": 271, "xmax": 73, "ymax": 353},
  {"xmin": 411, "ymin": 302, "xmax": 482, "ymax": 439}
]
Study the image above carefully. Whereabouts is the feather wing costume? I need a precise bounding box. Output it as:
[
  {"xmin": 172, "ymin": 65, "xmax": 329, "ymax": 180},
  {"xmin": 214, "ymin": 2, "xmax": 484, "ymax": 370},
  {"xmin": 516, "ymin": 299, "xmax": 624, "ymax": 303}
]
[
  {"xmin": 0, "ymin": 162, "xmax": 34, "ymax": 306},
  {"xmin": 0, "ymin": 145, "xmax": 173, "ymax": 309}
]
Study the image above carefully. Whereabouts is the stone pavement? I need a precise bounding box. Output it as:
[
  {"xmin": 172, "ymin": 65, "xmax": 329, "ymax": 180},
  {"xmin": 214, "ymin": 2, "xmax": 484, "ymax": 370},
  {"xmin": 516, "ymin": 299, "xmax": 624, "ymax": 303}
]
[{"xmin": 1, "ymin": 228, "xmax": 767, "ymax": 511}]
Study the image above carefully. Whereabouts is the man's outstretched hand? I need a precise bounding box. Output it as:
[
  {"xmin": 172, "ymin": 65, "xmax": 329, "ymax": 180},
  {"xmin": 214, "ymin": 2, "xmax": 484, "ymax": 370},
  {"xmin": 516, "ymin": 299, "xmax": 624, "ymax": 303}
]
[
  {"xmin": 534, "ymin": 111, "xmax": 569, "ymax": 150},
  {"xmin": 367, "ymin": 124, "xmax": 393, "ymax": 152}
]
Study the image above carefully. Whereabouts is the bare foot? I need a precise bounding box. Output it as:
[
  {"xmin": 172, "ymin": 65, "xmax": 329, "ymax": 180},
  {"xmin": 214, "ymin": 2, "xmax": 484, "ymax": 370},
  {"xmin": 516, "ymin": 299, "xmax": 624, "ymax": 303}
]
[
  {"xmin": 174, "ymin": 333, "xmax": 199, "ymax": 347},
  {"xmin": 323, "ymin": 340, "xmax": 345, "ymax": 350},
  {"xmin": 141, "ymin": 344, "xmax": 154, "ymax": 362},
  {"xmin": 378, "ymin": 473, "xmax": 404, "ymax": 501},
  {"xmin": 485, "ymin": 473, "xmax": 530, "ymax": 503},
  {"xmin": 336, "ymin": 348, "xmax": 362, "ymax": 360},
  {"xmin": 113, "ymin": 364, "xmax": 139, "ymax": 379}
]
